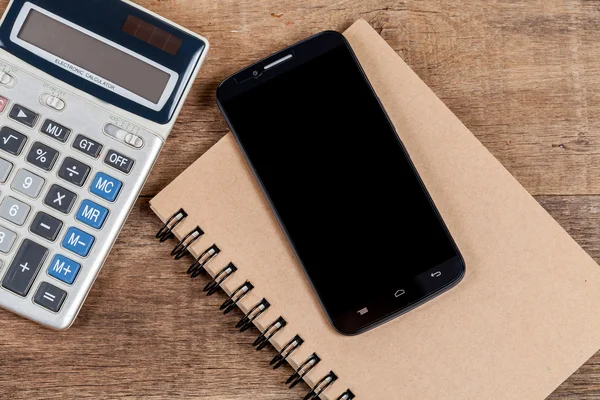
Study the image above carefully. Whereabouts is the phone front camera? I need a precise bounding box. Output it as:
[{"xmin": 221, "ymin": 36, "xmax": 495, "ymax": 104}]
[{"xmin": 252, "ymin": 70, "xmax": 259, "ymax": 77}]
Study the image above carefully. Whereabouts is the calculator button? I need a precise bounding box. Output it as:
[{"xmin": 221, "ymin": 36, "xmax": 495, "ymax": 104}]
[
  {"xmin": 2, "ymin": 239, "xmax": 48, "ymax": 296},
  {"xmin": 62, "ymin": 227, "xmax": 95, "ymax": 257},
  {"xmin": 76, "ymin": 200, "xmax": 108, "ymax": 229},
  {"xmin": 0, "ymin": 96, "xmax": 9, "ymax": 113},
  {"xmin": 9, "ymin": 104, "xmax": 39, "ymax": 128},
  {"xmin": 0, "ymin": 72, "xmax": 15, "ymax": 87},
  {"xmin": 26, "ymin": 142, "xmax": 59, "ymax": 171},
  {"xmin": 0, "ymin": 157, "xmax": 13, "ymax": 182},
  {"xmin": 0, "ymin": 196, "xmax": 31, "ymax": 226},
  {"xmin": 90, "ymin": 172, "xmax": 122, "ymax": 202},
  {"xmin": 104, "ymin": 150, "xmax": 134, "ymax": 173},
  {"xmin": 44, "ymin": 184, "xmax": 77, "ymax": 214},
  {"xmin": 58, "ymin": 157, "xmax": 90, "ymax": 187},
  {"xmin": 41, "ymin": 119, "xmax": 71, "ymax": 142},
  {"xmin": 44, "ymin": 95, "xmax": 66, "ymax": 111},
  {"xmin": 47, "ymin": 255, "xmax": 80, "ymax": 285},
  {"xmin": 0, "ymin": 225, "xmax": 17, "ymax": 253},
  {"xmin": 73, "ymin": 134, "xmax": 102, "ymax": 158},
  {"xmin": 0, "ymin": 126, "xmax": 27, "ymax": 155},
  {"xmin": 30, "ymin": 212, "xmax": 63, "ymax": 242},
  {"xmin": 11, "ymin": 169, "xmax": 45, "ymax": 198},
  {"xmin": 33, "ymin": 282, "xmax": 67, "ymax": 312}
]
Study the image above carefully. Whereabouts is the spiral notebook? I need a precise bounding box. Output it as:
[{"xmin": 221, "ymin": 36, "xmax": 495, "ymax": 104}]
[{"xmin": 149, "ymin": 20, "xmax": 600, "ymax": 400}]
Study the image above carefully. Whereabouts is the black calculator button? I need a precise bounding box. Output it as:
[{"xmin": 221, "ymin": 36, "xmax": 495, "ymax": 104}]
[
  {"xmin": 34, "ymin": 282, "xmax": 67, "ymax": 312},
  {"xmin": 44, "ymin": 184, "xmax": 77, "ymax": 214},
  {"xmin": 26, "ymin": 142, "xmax": 59, "ymax": 171},
  {"xmin": 58, "ymin": 157, "xmax": 90, "ymax": 187},
  {"xmin": 73, "ymin": 134, "xmax": 102, "ymax": 158},
  {"xmin": 30, "ymin": 212, "xmax": 63, "ymax": 242},
  {"xmin": 0, "ymin": 126, "xmax": 27, "ymax": 156},
  {"xmin": 104, "ymin": 149, "xmax": 134, "ymax": 173},
  {"xmin": 41, "ymin": 119, "xmax": 71, "ymax": 143},
  {"xmin": 1, "ymin": 239, "xmax": 48, "ymax": 296},
  {"xmin": 9, "ymin": 104, "xmax": 39, "ymax": 128}
]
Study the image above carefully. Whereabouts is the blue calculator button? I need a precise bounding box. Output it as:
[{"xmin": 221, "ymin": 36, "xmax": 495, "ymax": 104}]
[
  {"xmin": 48, "ymin": 254, "xmax": 81, "ymax": 285},
  {"xmin": 76, "ymin": 199, "xmax": 108, "ymax": 229},
  {"xmin": 90, "ymin": 172, "xmax": 122, "ymax": 202},
  {"xmin": 62, "ymin": 227, "xmax": 95, "ymax": 257}
]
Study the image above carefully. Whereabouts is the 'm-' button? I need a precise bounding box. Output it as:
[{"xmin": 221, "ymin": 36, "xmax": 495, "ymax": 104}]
[
  {"xmin": 90, "ymin": 172, "xmax": 122, "ymax": 202},
  {"xmin": 62, "ymin": 227, "xmax": 95, "ymax": 257}
]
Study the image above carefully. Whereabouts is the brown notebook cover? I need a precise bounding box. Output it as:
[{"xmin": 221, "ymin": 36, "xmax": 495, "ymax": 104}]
[{"xmin": 150, "ymin": 20, "xmax": 600, "ymax": 399}]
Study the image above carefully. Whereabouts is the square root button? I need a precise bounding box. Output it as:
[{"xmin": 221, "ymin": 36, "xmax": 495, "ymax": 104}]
[{"xmin": 90, "ymin": 172, "xmax": 122, "ymax": 202}]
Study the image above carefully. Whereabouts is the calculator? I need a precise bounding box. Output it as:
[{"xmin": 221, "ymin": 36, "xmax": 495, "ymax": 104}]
[{"xmin": 0, "ymin": 0, "xmax": 208, "ymax": 329}]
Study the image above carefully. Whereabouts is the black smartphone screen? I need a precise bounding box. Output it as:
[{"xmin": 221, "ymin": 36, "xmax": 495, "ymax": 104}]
[{"xmin": 217, "ymin": 32, "xmax": 464, "ymax": 334}]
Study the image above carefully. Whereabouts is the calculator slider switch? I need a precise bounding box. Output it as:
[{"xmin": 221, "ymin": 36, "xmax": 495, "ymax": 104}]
[
  {"xmin": 103, "ymin": 124, "xmax": 144, "ymax": 148},
  {"xmin": 40, "ymin": 94, "xmax": 66, "ymax": 111},
  {"xmin": 0, "ymin": 71, "xmax": 15, "ymax": 87}
]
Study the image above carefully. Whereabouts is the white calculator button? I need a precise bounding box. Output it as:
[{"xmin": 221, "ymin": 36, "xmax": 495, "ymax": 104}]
[
  {"xmin": 0, "ymin": 196, "xmax": 31, "ymax": 226},
  {"xmin": 11, "ymin": 169, "xmax": 45, "ymax": 199},
  {"xmin": 45, "ymin": 95, "xmax": 66, "ymax": 111},
  {"xmin": 0, "ymin": 157, "xmax": 13, "ymax": 183},
  {"xmin": 0, "ymin": 71, "xmax": 15, "ymax": 87},
  {"xmin": 0, "ymin": 225, "xmax": 17, "ymax": 254}
]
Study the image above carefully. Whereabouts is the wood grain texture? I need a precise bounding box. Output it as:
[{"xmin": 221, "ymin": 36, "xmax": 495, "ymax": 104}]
[{"xmin": 0, "ymin": 0, "xmax": 599, "ymax": 398}]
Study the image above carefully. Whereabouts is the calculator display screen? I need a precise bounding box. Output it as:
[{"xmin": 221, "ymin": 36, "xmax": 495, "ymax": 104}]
[{"xmin": 17, "ymin": 9, "xmax": 171, "ymax": 104}]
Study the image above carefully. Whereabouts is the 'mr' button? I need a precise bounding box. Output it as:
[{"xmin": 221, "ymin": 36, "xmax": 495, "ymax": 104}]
[{"xmin": 90, "ymin": 172, "xmax": 122, "ymax": 202}]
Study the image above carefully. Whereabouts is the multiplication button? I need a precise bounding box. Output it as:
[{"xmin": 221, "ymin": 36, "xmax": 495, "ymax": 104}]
[{"xmin": 44, "ymin": 184, "xmax": 77, "ymax": 214}]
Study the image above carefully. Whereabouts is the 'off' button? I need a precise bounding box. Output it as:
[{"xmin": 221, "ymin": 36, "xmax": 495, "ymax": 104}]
[{"xmin": 104, "ymin": 149, "xmax": 134, "ymax": 174}]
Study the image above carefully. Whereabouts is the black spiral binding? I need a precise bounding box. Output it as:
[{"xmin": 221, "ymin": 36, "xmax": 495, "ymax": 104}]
[
  {"xmin": 287, "ymin": 353, "xmax": 321, "ymax": 388},
  {"xmin": 220, "ymin": 281, "xmax": 254, "ymax": 314},
  {"xmin": 171, "ymin": 226, "xmax": 204, "ymax": 260},
  {"xmin": 253, "ymin": 316, "xmax": 287, "ymax": 350},
  {"xmin": 187, "ymin": 244, "xmax": 220, "ymax": 278},
  {"xmin": 158, "ymin": 209, "xmax": 353, "ymax": 399},
  {"xmin": 336, "ymin": 390, "xmax": 355, "ymax": 400},
  {"xmin": 271, "ymin": 334, "xmax": 303, "ymax": 369}
]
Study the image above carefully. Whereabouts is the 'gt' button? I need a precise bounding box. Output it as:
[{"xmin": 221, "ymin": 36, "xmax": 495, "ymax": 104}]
[
  {"xmin": 104, "ymin": 150, "xmax": 134, "ymax": 174},
  {"xmin": 90, "ymin": 172, "xmax": 122, "ymax": 202}
]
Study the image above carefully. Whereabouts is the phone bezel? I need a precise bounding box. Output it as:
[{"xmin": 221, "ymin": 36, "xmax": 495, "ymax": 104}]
[{"xmin": 216, "ymin": 30, "xmax": 465, "ymax": 335}]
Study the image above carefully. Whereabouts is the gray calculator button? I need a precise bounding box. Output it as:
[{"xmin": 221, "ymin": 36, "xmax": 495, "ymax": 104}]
[
  {"xmin": 44, "ymin": 184, "xmax": 77, "ymax": 214},
  {"xmin": 104, "ymin": 149, "xmax": 134, "ymax": 173},
  {"xmin": 0, "ymin": 196, "xmax": 31, "ymax": 226},
  {"xmin": 0, "ymin": 157, "xmax": 13, "ymax": 182},
  {"xmin": 0, "ymin": 126, "xmax": 27, "ymax": 155},
  {"xmin": 58, "ymin": 157, "xmax": 90, "ymax": 187},
  {"xmin": 26, "ymin": 142, "xmax": 59, "ymax": 171},
  {"xmin": 73, "ymin": 134, "xmax": 102, "ymax": 158},
  {"xmin": 41, "ymin": 119, "xmax": 71, "ymax": 142},
  {"xmin": 0, "ymin": 225, "xmax": 17, "ymax": 253},
  {"xmin": 34, "ymin": 282, "xmax": 67, "ymax": 312},
  {"xmin": 9, "ymin": 104, "xmax": 39, "ymax": 128},
  {"xmin": 11, "ymin": 169, "xmax": 45, "ymax": 198},
  {"xmin": 2, "ymin": 239, "xmax": 48, "ymax": 296},
  {"xmin": 30, "ymin": 212, "xmax": 63, "ymax": 242}
]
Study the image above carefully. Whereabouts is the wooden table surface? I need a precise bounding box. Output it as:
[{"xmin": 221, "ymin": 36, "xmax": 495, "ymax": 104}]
[{"xmin": 1, "ymin": 0, "xmax": 600, "ymax": 398}]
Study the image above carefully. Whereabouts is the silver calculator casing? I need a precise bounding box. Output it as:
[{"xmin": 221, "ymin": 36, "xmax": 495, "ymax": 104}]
[{"xmin": 0, "ymin": 0, "xmax": 208, "ymax": 329}]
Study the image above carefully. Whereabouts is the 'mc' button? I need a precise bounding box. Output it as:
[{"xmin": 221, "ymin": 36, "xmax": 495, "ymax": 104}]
[{"xmin": 89, "ymin": 172, "xmax": 122, "ymax": 202}]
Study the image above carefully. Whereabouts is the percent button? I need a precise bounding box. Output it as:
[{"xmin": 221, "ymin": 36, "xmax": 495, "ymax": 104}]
[{"xmin": 26, "ymin": 142, "xmax": 59, "ymax": 171}]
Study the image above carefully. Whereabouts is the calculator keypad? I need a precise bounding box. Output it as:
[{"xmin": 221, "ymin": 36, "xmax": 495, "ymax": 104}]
[{"xmin": 0, "ymin": 58, "xmax": 163, "ymax": 330}]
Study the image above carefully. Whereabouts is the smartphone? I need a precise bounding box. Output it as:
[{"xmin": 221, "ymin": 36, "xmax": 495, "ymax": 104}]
[{"xmin": 216, "ymin": 31, "xmax": 465, "ymax": 335}]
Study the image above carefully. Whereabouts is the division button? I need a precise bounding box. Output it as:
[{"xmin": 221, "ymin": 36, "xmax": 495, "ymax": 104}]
[
  {"xmin": 9, "ymin": 104, "xmax": 39, "ymax": 128},
  {"xmin": 58, "ymin": 157, "xmax": 91, "ymax": 187},
  {"xmin": 2, "ymin": 239, "xmax": 48, "ymax": 296},
  {"xmin": 34, "ymin": 282, "xmax": 67, "ymax": 312}
]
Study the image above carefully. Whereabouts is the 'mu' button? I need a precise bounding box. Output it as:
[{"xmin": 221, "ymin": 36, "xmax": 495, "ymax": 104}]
[{"xmin": 90, "ymin": 172, "xmax": 122, "ymax": 202}]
